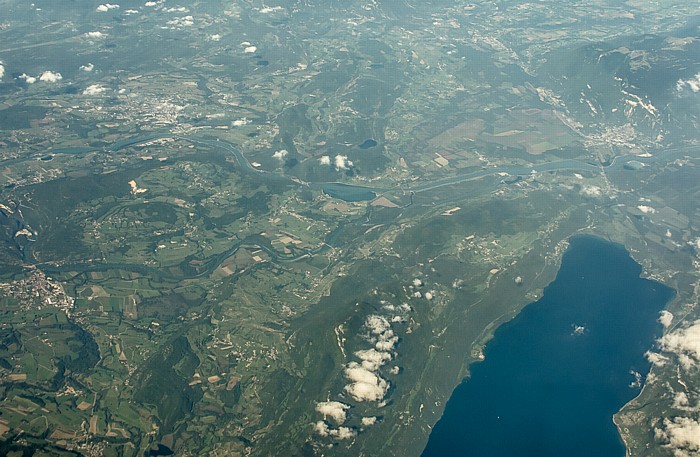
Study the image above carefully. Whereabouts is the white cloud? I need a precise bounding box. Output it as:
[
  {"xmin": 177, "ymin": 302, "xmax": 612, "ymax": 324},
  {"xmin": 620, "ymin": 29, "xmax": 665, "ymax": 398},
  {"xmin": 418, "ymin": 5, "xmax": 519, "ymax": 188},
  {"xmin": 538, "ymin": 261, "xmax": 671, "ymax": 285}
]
[
  {"xmin": 96, "ymin": 3, "xmax": 120, "ymax": 12},
  {"xmin": 163, "ymin": 6, "xmax": 188, "ymax": 13},
  {"xmin": 314, "ymin": 421, "xmax": 329, "ymax": 436},
  {"xmin": 344, "ymin": 364, "xmax": 388, "ymax": 402},
  {"xmin": 361, "ymin": 416, "xmax": 377, "ymax": 426},
  {"xmin": 232, "ymin": 118, "xmax": 249, "ymax": 127},
  {"xmin": 319, "ymin": 155, "xmax": 331, "ymax": 165},
  {"xmin": 425, "ymin": 291, "xmax": 434, "ymax": 300},
  {"xmin": 19, "ymin": 73, "xmax": 36, "ymax": 84},
  {"xmin": 660, "ymin": 320, "xmax": 700, "ymax": 369},
  {"xmin": 334, "ymin": 154, "xmax": 353, "ymax": 170},
  {"xmin": 332, "ymin": 426, "xmax": 355, "ymax": 440},
  {"xmin": 272, "ymin": 149, "xmax": 288, "ymax": 161},
  {"xmin": 412, "ymin": 278, "xmax": 422, "ymax": 287},
  {"xmin": 316, "ymin": 401, "xmax": 350, "ymax": 424},
  {"xmin": 80, "ymin": 63, "xmax": 95, "ymax": 72},
  {"xmin": 83, "ymin": 84, "xmax": 108, "ymax": 95},
  {"xmin": 345, "ymin": 381, "xmax": 387, "ymax": 402},
  {"xmin": 656, "ymin": 417, "xmax": 700, "ymax": 455},
  {"xmin": 210, "ymin": 34, "xmax": 221, "ymax": 41},
  {"xmin": 0, "ymin": 63, "xmax": 4, "ymax": 80},
  {"xmin": 375, "ymin": 337, "xmax": 397, "ymax": 352},
  {"xmin": 365, "ymin": 314, "xmax": 398, "ymax": 352},
  {"xmin": 259, "ymin": 6, "xmax": 284, "ymax": 13},
  {"xmin": 366, "ymin": 315, "xmax": 390, "ymax": 335},
  {"xmin": 314, "ymin": 421, "xmax": 355, "ymax": 440},
  {"xmin": 84, "ymin": 31, "xmax": 105, "ymax": 38},
  {"xmin": 676, "ymin": 73, "xmax": 700, "ymax": 93},
  {"xmin": 637, "ymin": 205, "xmax": 655, "ymax": 214},
  {"xmin": 39, "ymin": 71, "xmax": 63, "ymax": 83},
  {"xmin": 355, "ymin": 348, "xmax": 391, "ymax": 371},
  {"xmin": 646, "ymin": 351, "xmax": 669, "ymax": 367},
  {"xmin": 673, "ymin": 392, "xmax": 690, "ymax": 410},
  {"xmin": 659, "ymin": 310, "xmax": 674, "ymax": 328},
  {"xmin": 166, "ymin": 15, "xmax": 194, "ymax": 27},
  {"xmin": 244, "ymin": 45, "xmax": 257, "ymax": 54},
  {"xmin": 145, "ymin": 1, "xmax": 158, "ymax": 6}
]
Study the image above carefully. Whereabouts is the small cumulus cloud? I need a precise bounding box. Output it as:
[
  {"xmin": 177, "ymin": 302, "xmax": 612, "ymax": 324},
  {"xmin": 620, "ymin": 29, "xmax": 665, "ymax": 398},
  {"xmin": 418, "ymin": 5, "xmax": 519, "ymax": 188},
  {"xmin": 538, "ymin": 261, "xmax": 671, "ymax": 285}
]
[
  {"xmin": 659, "ymin": 310, "xmax": 674, "ymax": 328},
  {"xmin": 314, "ymin": 421, "xmax": 355, "ymax": 440},
  {"xmin": 375, "ymin": 338, "xmax": 397, "ymax": 352},
  {"xmin": 334, "ymin": 154, "xmax": 353, "ymax": 170},
  {"xmin": 355, "ymin": 348, "xmax": 391, "ymax": 371},
  {"xmin": 672, "ymin": 392, "xmax": 691, "ymax": 410},
  {"xmin": 84, "ymin": 31, "xmax": 106, "ymax": 38},
  {"xmin": 344, "ymin": 364, "xmax": 389, "ymax": 402},
  {"xmin": 676, "ymin": 73, "xmax": 700, "ymax": 94},
  {"xmin": 244, "ymin": 45, "xmax": 257, "ymax": 54},
  {"xmin": 210, "ymin": 34, "xmax": 221, "ymax": 41},
  {"xmin": 316, "ymin": 401, "xmax": 350, "ymax": 424},
  {"xmin": 655, "ymin": 416, "xmax": 700, "ymax": 456},
  {"xmin": 19, "ymin": 73, "xmax": 36, "ymax": 84},
  {"xmin": 83, "ymin": 84, "xmax": 108, "ymax": 95},
  {"xmin": 637, "ymin": 205, "xmax": 655, "ymax": 214},
  {"xmin": 365, "ymin": 315, "xmax": 398, "ymax": 352},
  {"xmin": 366, "ymin": 315, "xmax": 390, "ymax": 336},
  {"xmin": 272, "ymin": 149, "xmax": 288, "ymax": 161},
  {"xmin": 166, "ymin": 15, "xmax": 194, "ymax": 27},
  {"xmin": 0, "ymin": 62, "xmax": 5, "ymax": 80},
  {"xmin": 645, "ymin": 351, "xmax": 668, "ymax": 367},
  {"xmin": 659, "ymin": 319, "xmax": 700, "ymax": 370},
  {"xmin": 333, "ymin": 426, "xmax": 355, "ymax": 440},
  {"xmin": 80, "ymin": 63, "xmax": 95, "ymax": 72},
  {"xmin": 319, "ymin": 155, "xmax": 331, "ymax": 165},
  {"xmin": 96, "ymin": 3, "xmax": 120, "ymax": 12},
  {"xmin": 689, "ymin": 238, "xmax": 700, "ymax": 251},
  {"xmin": 314, "ymin": 421, "xmax": 328, "ymax": 436},
  {"xmin": 361, "ymin": 416, "xmax": 377, "ymax": 427},
  {"xmin": 259, "ymin": 6, "xmax": 284, "ymax": 14},
  {"xmin": 39, "ymin": 71, "xmax": 63, "ymax": 83}
]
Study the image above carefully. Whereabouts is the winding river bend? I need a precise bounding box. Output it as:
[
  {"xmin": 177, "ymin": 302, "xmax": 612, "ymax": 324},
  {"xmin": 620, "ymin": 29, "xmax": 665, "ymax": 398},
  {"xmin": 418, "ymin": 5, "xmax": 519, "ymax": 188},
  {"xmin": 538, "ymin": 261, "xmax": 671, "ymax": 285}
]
[
  {"xmin": 47, "ymin": 133, "xmax": 695, "ymax": 202},
  {"xmin": 8, "ymin": 133, "xmax": 689, "ymax": 278}
]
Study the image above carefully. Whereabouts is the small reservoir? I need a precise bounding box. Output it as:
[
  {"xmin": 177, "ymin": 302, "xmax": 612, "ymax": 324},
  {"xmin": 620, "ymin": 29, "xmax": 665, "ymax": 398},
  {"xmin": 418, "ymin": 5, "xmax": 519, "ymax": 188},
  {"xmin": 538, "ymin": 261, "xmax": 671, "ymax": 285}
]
[{"xmin": 320, "ymin": 183, "xmax": 376, "ymax": 202}]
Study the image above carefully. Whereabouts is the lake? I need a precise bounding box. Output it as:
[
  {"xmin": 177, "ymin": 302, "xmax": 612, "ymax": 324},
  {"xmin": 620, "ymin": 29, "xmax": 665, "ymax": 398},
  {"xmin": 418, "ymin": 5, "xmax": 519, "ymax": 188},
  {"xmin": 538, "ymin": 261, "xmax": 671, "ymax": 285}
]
[
  {"xmin": 421, "ymin": 236, "xmax": 674, "ymax": 457},
  {"xmin": 319, "ymin": 183, "xmax": 377, "ymax": 202}
]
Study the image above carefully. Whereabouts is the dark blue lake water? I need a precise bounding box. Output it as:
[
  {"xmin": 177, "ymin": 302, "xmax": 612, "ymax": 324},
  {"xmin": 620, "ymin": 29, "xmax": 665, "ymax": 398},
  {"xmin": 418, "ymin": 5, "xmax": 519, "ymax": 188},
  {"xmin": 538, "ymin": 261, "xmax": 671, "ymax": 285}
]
[
  {"xmin": 319, "ymin": 183, "xmax": 376, "ymax": 202},
  {"xmin": 422, "ymin": 236, "xmax": 674, "ymax": 457}
]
